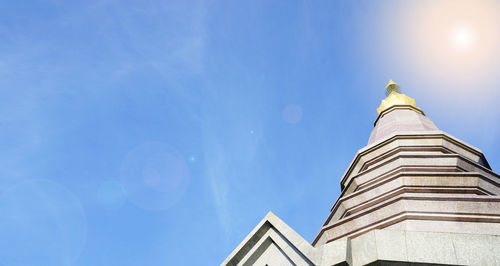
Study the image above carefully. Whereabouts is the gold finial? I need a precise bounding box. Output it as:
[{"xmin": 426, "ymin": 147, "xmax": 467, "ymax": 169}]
[
  {"xmin": 385, "ymin": 79, "xmax": 401, "ymax": 96},
  {"xmin": 376, "ymin": 79, "xmax": 421, "ymax": 115}
]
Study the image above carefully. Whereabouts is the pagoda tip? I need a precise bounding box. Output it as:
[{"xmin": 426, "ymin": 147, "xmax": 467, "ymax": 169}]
[{"xmin": 385, "ymin": 79, "xmax": 401, "ymax": 96}]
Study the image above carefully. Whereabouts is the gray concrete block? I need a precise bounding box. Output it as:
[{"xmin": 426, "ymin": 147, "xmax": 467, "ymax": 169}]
[
  {"xmin": 351, "ymin": 231, "xmax": 378, "ymax": 266},
  {"xmin": 452, "ymin": 233, "xmax": 500, "ymax": 266},
  {"xmin": 405, "ymin": 231, "xmax": 457, "ymax": 265},
  {"xmin": 374, "ymin": 230, "xmax": 407, "ymax": 262}
]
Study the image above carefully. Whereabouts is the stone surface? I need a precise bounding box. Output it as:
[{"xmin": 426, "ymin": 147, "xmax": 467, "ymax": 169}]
[
  {"xmin": 222, "ymin": 212, "xmax": 318, "ymax": 266},
  {"xmin": 318, "ymin": 237, "xmax": 350, "ymax": 266},
  {"xmin": 223, "ymin": 225, "xmax": 500, "ymax": 265},
  {"xmin": 405, "ymin": 231, "xmax": 457, "ymax": 265},
  {"xmin": 350, "ymin": 231, "xmax": 378, "ymax": 266},
  {"xmin": 368, "ymin": 106, "xmax": 438, "ymax": 145},
  {"xmin": 452, "ymin": 233, "xmax": 500, "ymax": 265},
  {"xmin": 250, "ymin": 239, "xmax": 294, "ymax": 266},
  {"xmin": 373, "ymin": 230, "xmax": 407, "ymax": 262}
]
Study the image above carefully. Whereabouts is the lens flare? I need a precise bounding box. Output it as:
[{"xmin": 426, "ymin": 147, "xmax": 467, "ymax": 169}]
[
  {"xmin": 282, "ymin": 104, "xmax": 303, "ymax": 124},
  {"xmin": 120, "ymin": 142, "xmax": 189, "ymax": 211}
]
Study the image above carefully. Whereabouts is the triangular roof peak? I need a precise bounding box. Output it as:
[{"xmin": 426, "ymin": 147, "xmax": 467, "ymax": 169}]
[{"xmin": 221, "ymin": 212, "xmax": 319, "ymax": 265}]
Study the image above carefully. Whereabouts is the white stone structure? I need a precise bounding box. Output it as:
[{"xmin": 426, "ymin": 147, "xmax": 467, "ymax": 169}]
[{"xmin": 222, "ymin": 81, "xmax": 500, "ymax": 266}]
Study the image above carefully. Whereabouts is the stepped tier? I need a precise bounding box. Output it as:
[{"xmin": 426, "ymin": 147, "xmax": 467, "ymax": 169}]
[{"xmin": 313, "ymin": 104, "xmax": 500, "ymax": 246}]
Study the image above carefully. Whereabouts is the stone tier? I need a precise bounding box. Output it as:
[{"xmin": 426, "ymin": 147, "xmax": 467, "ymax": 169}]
[{"xmin": 313, "ymin": 106, "xmax": 500, "ymax": 247}]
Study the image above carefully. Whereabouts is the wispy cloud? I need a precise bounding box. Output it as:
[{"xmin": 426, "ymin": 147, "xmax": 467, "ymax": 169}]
[{"xmin": 203, "ymin": 140, "xmax": 232, "ymax": 234}]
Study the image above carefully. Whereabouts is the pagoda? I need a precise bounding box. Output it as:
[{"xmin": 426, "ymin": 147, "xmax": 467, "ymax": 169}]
[{"xmin": 222, "ymin": 81, "xmax": 500, "ymax": 266}]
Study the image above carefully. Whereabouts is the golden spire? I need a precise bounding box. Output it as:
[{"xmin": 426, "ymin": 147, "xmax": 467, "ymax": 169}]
[
  {"xmin": 385, "ymin": 79, "xmax": 401, "ymax": 96},
  {"xmin": 376, "ymin": 79, "xmax": 421, "ymax": 115}
]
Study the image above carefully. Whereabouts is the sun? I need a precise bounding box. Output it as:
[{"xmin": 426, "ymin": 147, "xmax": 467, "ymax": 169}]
[{"xmin": 451, "ymin": 27, "xmax": 475, "ymax": 49}]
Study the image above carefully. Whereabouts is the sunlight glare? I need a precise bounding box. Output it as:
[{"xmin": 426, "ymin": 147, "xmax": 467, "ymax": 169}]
[
  {"xmin": 451, "ymin": 27, "xmax": 475, "ymax": 49},
  {"xmin": 401, "ymin": 0, "xmax": 500, "ymax": 92}
]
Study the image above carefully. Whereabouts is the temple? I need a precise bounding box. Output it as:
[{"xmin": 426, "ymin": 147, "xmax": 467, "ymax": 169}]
[{"xmin": 222, "ymin": 80, "xmax": 500, "ymax": 266}]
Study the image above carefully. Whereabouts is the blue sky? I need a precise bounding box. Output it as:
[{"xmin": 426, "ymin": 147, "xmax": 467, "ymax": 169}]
[{"xmin": 1, "ymin": 1, "xmax": 500, "ymax": 265}]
